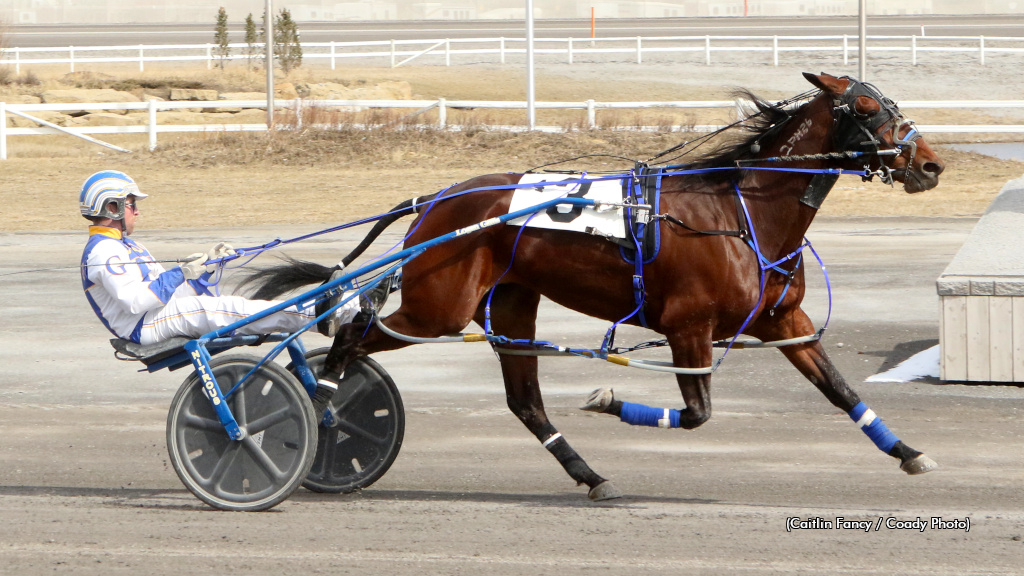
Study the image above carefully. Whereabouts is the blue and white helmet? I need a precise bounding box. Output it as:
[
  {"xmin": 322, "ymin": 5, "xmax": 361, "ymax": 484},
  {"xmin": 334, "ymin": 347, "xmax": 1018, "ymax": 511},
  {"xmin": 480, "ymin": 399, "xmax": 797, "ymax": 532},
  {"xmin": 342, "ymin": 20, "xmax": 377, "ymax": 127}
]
[{"xmin": 79, "ymin": 170, "xmax": 148, "ymax": 220}]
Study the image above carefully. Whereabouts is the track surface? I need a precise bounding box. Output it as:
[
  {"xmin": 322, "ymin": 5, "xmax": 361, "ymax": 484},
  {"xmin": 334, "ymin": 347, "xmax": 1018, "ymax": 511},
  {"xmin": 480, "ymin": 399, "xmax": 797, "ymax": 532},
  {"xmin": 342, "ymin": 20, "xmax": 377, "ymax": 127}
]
[{"xmin": 2, "ymin": 217, "xmax": 1022, "ymax": 574}]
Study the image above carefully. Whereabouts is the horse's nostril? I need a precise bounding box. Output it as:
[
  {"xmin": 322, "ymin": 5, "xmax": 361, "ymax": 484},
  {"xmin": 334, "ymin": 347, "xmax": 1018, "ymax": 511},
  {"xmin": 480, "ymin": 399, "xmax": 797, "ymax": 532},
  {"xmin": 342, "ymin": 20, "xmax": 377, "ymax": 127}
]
[{"xmin": 923, "ymin": 161, "xmax": 944, "ymax": 176}]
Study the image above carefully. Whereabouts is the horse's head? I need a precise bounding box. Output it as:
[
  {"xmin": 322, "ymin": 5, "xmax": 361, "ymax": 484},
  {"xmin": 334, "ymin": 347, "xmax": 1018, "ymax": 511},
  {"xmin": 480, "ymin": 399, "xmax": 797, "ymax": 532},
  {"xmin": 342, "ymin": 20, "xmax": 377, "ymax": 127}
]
[{"xmin": 803, "ymin": 72, "xmax": 944, "ymax": 193}]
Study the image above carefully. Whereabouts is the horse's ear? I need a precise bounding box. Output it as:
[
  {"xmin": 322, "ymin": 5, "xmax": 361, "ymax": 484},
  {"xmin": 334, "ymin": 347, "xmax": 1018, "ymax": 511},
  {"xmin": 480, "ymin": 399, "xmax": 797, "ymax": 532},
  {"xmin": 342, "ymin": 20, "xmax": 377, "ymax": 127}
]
[{"xmin": 802, "ymin": 72, "xmax": 847, "ymax": 95}]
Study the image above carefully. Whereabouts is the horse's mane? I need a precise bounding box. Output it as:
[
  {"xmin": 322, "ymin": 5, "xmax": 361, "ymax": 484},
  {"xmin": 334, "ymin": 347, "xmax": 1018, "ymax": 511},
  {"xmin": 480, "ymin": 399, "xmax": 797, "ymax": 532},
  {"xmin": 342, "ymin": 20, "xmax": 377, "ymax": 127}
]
[{"xmin": 672, "ymin": 89, "xmax": 806, "ymax": 185}]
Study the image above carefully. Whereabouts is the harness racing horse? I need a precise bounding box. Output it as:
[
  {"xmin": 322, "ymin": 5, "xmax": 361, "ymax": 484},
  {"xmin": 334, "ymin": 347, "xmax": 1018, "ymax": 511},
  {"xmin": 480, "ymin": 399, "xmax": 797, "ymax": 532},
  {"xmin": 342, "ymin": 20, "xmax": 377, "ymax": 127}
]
[{"xmin": 249, "ymin": 73, "xmax": 945, "ymax": 500}]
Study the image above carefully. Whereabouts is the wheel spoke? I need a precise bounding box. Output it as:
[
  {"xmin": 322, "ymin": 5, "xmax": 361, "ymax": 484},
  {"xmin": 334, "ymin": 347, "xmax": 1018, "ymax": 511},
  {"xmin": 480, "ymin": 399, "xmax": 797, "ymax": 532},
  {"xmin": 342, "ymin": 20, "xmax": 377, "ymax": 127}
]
[
  {"xmin": 198, "ymin": 440, "xmax": 242, "ymax": 491},
  {"xmin": 334, "ymin": 419, "xmax": 390, "ymax": 446},
  {"xmin": 246, "ymin": 406, "xmax": 295, "ymax": 435},
  {"xmin": 182, "ymin": 412, "xmax": 225, "ymax": 432},
  {"xmin": 330, "ymin": 373, "xmax": 370, "ymax": 415},
  {"xmin": 242, "ymin": 435, "xmax": 288, "ymax": 482},
  {"xmin": 228, "ymin": 366, "xmax": 248, "ymax": 426}
]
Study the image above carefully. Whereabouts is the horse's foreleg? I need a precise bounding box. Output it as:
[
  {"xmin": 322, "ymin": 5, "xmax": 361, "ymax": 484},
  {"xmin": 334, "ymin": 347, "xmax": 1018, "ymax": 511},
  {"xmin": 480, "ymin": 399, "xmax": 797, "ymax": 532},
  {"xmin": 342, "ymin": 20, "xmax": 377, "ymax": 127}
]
[
  {"xmin": 750, "ymin": 307, "xmax": 937, "ymax": 474},
  {"xmin": 480, "ymin": 284, "xmax": 621, "ymax": 501}
]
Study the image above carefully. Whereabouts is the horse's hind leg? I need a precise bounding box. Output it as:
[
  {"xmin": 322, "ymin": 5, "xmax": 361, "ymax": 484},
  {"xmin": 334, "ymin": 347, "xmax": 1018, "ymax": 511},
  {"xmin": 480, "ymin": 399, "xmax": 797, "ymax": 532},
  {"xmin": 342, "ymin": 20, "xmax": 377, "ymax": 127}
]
[
  {"xmin": 479, "ymin": 284, "xmax": 621, "ymax": 501},
  {"xmin": 749, "ymin": 307, "xmax": 937, "ymax": 474}
]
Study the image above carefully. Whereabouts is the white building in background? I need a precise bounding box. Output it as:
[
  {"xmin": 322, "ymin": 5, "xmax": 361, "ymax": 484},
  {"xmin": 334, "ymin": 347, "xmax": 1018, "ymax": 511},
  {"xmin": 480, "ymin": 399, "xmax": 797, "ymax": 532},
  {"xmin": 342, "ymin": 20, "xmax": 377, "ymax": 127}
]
[
  {"xmin": 2, "ymin": 0, "xmax": 1023, "ymax": 24},
  {"xmin": 333, "ymin": 2, "xmax": 398, "ymax": 20}
]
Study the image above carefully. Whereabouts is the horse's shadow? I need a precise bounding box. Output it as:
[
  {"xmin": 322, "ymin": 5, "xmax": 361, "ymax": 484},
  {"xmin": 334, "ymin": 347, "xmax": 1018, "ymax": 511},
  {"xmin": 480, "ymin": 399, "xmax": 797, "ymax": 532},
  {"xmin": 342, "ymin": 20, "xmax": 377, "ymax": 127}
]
[
  {"xmin": 0, "ymin": 484, "xmax": 717, "ymax": 511},
  {"xmin": 290, "ymin": 489, "xmax": 719, "ymax": 509}
]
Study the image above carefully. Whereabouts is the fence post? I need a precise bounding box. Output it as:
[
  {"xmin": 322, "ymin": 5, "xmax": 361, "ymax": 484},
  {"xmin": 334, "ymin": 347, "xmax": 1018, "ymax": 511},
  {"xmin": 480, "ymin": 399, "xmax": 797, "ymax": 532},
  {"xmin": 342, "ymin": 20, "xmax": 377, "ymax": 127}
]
[
  {"xmin": 69, "ymin": 46, "xmax": 74, "ymax": 73},
  {"xmin": 911, "ymin": 35, "xmax": 917, "ymax": 66},
  {"xmin": 499, "ymin": 37, "xmax": 505, "ymax": 64},
  {"xmin": 705, "ymin": 36, "xmax": 711, "ymax": 65},
  {"xmin": 437, "ymin": 98, "xmax": 446, "ymax": 129},
  {"xmin": 568, "ymin": 37, "xmax": 573, "ymax": 64},
  {"xmin": 587, "ymin": 99, "xmax": 595, "ymax": 129},
  {"xmin": 148, "ymin": 99, "xmax": 157, "ymax": 151},
  {"xmin": 206, "ymin": 44, "xmax": 212, "ymax": 70},
  {"xmin": 295, "ymin": 99, "xmax": 303, "ymax": 130},
  {"xmin": 445, "ymin": 39, "xmax": 451, "ymax": 66},
  {"xmin": 1, "ymin": 101, "xmax": 7, "ymax": 160},
  {"xmin": 636, "ymin": 36, "xmax": 642, "ymax": 64},
  {"xmin": 330, "ymin": 41, "xmax": 336, "ymax": 70},
  {"xmin": 139, "ymin": 45, "xmax": 145, "ymax": 72},
  {"xmin": 14, "ymin": 47, "xmax": 19, "ymax": 74},
  {"xmin": 843, "ymin": 35, "xmax": 848, "ymax": 65},
  {"xmin": 772, "ymin": 35, "xmax": 778, "ymax": 66},
  {"xmin": 390, "ymin": 40, "xmax": 396, "ymax": 67},
  {"xmin": 980, "ymin": 36, "xmax": 985, "ymax": 65}
]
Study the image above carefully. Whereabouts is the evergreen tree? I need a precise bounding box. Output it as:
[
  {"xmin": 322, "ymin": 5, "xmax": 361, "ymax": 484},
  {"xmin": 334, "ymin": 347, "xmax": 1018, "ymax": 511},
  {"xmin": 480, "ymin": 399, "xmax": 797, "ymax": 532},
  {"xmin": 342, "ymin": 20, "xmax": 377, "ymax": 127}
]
[
  {"xmin": 275, "ymin": 8, "xmax": 303, "ymax": 75},
  {"xmin": 244, "ymin": 13, "xmax": 258, "ymax": 71},
  {"xmin": 213, "ymin": 7, "xmax": 230, "ymax": 70}
]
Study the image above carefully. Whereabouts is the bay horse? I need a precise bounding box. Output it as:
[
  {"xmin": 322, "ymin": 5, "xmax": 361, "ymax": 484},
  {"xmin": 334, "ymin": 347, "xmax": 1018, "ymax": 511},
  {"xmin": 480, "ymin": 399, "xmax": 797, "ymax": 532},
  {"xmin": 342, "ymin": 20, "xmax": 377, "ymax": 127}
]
[{"xmin": 249, "ymin": 73, "xmax": 945, "ymax": 500}]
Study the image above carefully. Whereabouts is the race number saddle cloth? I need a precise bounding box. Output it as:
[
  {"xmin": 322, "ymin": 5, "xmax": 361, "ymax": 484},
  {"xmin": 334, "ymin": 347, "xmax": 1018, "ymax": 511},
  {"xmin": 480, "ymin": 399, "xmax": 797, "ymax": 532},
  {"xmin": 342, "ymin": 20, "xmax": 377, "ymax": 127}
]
[{"xmin": 507, "ymin": 172, "xmax": 662, "ymax": 265}]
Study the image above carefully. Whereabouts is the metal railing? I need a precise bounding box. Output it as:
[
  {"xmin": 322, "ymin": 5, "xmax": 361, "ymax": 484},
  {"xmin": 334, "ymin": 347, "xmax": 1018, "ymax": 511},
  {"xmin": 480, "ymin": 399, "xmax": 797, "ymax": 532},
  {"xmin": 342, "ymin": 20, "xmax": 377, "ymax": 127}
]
[
  {"xmin": 4, "ymin": 97, "xmax": 1024, "ymax": 160},
  {"xmin": 2, "ymin": 34, "xmax": 1022, "ymax": 72}
]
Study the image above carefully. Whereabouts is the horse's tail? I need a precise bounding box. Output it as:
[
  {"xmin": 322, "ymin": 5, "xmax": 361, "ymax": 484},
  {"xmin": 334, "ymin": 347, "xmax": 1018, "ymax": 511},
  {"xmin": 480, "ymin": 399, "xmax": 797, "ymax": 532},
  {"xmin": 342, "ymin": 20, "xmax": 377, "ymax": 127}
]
[
  {"xmin": 235, "ymin": 256, "xmax": 337, "ymax": 300},
  {"xmin": 338, "ymin": 192, "xmax": 438, "ymax": 268},
  {"xmin": 236, "ymin": 193, "xmax": 437, "ymax": 300}
]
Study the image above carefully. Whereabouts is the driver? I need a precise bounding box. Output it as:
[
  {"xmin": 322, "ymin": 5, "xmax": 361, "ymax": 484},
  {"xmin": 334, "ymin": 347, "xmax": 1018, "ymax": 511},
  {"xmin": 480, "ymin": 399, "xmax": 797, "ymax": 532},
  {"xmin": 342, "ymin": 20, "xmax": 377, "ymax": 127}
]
[
  {"xmin": 79, "ymin": 170, "xmax": 392, "ymax": 411},
  {"xmin": 79, "ymin": 169, "xmax": 386, "ymax": 346}
]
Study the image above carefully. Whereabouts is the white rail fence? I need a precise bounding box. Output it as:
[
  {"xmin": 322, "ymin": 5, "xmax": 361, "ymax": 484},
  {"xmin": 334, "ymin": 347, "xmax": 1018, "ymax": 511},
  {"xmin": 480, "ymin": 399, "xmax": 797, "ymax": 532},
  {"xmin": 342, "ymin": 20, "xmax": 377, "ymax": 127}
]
[
  {"xmin": 2, "ymin": 35, "xmax": 1023, "ymax": 72},
  {"xmin": 3, "ymin": 98, "xmax": 1024, "ymax": 160}
]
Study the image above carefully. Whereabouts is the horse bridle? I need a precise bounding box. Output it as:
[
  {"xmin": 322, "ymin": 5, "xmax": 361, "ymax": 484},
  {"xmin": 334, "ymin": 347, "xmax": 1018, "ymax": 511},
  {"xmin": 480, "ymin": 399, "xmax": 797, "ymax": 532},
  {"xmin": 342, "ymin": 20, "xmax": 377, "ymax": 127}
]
[{"xmin": 830, "ymin": 77, "xmax": 921, "ymax": 186}]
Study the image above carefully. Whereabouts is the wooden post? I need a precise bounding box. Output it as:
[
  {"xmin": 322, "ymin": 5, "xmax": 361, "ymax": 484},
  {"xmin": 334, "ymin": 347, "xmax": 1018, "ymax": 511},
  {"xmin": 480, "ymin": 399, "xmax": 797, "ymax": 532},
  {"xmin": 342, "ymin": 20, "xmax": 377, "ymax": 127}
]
[{"xmin": 148, "ymin": 99, "xmax": 157, "ymax": 151}]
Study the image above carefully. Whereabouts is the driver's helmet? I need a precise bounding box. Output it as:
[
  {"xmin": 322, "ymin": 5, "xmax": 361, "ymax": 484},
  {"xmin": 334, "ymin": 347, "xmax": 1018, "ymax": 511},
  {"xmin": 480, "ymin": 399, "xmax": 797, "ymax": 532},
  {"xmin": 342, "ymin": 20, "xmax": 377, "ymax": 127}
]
[{"xmin": 79, "ymin": 170, "xmax": 148, "ymax": 220}]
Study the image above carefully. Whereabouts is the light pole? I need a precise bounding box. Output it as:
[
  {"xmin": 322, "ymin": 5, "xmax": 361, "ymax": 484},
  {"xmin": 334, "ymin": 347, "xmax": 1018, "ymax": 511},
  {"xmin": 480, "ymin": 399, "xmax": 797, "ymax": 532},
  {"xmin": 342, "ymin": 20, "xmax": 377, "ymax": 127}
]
[
  {"xmin": 525, "ymin": 0, "xmax": 535, "ymax": 130},
  {"xmin": 859, "ymin": 0, "xmax": 867, "ymax": 80},
  {"xmin": 266, "ymin": 0, "xmax": 275, "ymax": 128}
]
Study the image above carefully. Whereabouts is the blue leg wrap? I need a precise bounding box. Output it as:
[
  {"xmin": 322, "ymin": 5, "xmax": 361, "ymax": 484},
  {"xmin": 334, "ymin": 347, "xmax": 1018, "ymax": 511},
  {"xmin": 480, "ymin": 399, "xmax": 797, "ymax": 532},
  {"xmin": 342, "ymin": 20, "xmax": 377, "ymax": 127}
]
[
  {"xmin": 620, "ymin": 402, "xmax": 681, "ymax": 428},
  {"xmin": 849, "ymin": 402, "xmax": 899, "ymax": 453}
]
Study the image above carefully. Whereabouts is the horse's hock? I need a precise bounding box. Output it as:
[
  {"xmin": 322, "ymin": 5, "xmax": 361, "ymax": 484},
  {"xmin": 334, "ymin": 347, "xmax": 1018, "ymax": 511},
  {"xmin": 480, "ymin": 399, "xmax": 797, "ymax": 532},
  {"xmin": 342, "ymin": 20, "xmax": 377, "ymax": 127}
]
[{"xmin": 938, "ymin": 176, "xmax": 1024, "ymax": 382}]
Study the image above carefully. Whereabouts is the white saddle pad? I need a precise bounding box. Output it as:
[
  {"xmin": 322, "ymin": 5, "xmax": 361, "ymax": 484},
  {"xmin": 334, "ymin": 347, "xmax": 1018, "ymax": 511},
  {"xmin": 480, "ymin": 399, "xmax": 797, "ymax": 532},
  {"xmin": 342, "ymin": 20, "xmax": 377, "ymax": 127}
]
[{"xmin": 507, "ymin": 173, "xmax": 627, "ymax": 239}]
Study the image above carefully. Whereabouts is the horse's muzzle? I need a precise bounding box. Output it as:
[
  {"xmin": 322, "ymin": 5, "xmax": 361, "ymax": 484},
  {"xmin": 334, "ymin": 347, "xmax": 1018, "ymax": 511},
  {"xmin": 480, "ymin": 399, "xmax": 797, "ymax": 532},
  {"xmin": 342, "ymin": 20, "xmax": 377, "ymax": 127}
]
[{"xmin": 900, "ymin": 159, "xmax": 944, "ymax": 193}]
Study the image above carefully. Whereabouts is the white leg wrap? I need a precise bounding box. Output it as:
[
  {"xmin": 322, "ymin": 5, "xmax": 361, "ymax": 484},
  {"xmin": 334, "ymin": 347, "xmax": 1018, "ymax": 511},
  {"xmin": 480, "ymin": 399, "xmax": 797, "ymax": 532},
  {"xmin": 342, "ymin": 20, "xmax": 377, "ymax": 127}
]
[
  {"xmin": 855, "ymin": 409, "xmax": 877, "ymax": 428},
  {"xmin": 542, "ymin": 432, "xmax": 562, "ymax": 447}
]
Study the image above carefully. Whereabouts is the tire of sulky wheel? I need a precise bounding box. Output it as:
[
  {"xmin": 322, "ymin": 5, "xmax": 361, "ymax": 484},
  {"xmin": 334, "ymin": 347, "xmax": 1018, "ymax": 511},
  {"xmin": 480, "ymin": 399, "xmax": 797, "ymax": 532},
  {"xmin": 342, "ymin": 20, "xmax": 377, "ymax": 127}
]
[
  {"xmin": 166, "ymin": 354, "xmax": 318, "ymax": 511},
  {"xmin": 287, "ymin": 348, "xmax": 405, "ymax": 494}
]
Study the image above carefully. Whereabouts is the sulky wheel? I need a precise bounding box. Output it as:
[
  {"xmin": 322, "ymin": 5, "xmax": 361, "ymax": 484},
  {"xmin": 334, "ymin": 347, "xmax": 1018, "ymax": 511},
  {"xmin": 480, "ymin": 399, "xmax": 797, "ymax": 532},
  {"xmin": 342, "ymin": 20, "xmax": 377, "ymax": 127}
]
[
  {"xmin": 166, "ymin": 354, "xmax": 317, "ymax": 511},
  {"xmin": 287, "ymin": 348, "xmax": 405, "ymax": 494}
]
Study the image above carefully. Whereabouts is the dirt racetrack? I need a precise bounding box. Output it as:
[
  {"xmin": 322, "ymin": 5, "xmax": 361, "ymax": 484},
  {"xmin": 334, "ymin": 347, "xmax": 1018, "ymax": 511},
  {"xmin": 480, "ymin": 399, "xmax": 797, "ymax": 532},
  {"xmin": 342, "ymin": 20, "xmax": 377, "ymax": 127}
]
[{"xmin": 2, "ymin": 51, "xmax": 1024, "ymax": 574}]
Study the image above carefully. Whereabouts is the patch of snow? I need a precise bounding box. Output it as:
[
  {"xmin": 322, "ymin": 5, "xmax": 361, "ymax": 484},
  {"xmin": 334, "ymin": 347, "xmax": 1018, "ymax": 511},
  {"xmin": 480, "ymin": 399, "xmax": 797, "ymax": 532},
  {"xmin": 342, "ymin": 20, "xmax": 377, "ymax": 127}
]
[{"xmin": 865, "ymin": 345, "xmax": 940, "ymax": 383}]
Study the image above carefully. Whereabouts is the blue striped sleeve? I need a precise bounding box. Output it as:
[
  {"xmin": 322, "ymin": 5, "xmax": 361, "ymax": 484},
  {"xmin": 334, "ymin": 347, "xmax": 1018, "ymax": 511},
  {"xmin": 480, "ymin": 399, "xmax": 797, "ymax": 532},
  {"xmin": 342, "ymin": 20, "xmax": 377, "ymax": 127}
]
[{"xmin": 148, "ymin": 267, "xmax": 185, "ymax": 303}]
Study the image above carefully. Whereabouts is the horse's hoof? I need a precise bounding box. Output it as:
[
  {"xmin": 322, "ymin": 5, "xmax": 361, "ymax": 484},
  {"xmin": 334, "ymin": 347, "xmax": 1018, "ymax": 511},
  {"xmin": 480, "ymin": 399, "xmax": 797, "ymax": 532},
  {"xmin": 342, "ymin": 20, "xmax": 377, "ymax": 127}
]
[
  {"xmin": 588, "ymin": 481, "xmax": 623, "ymax": 501},
  {"xmin": 901, "ymin": 454, "xmax": 938, "ymax": 475},
  {"xmin": 580, "ymin": 388, "xmax": 614, "ymax": 412}
]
